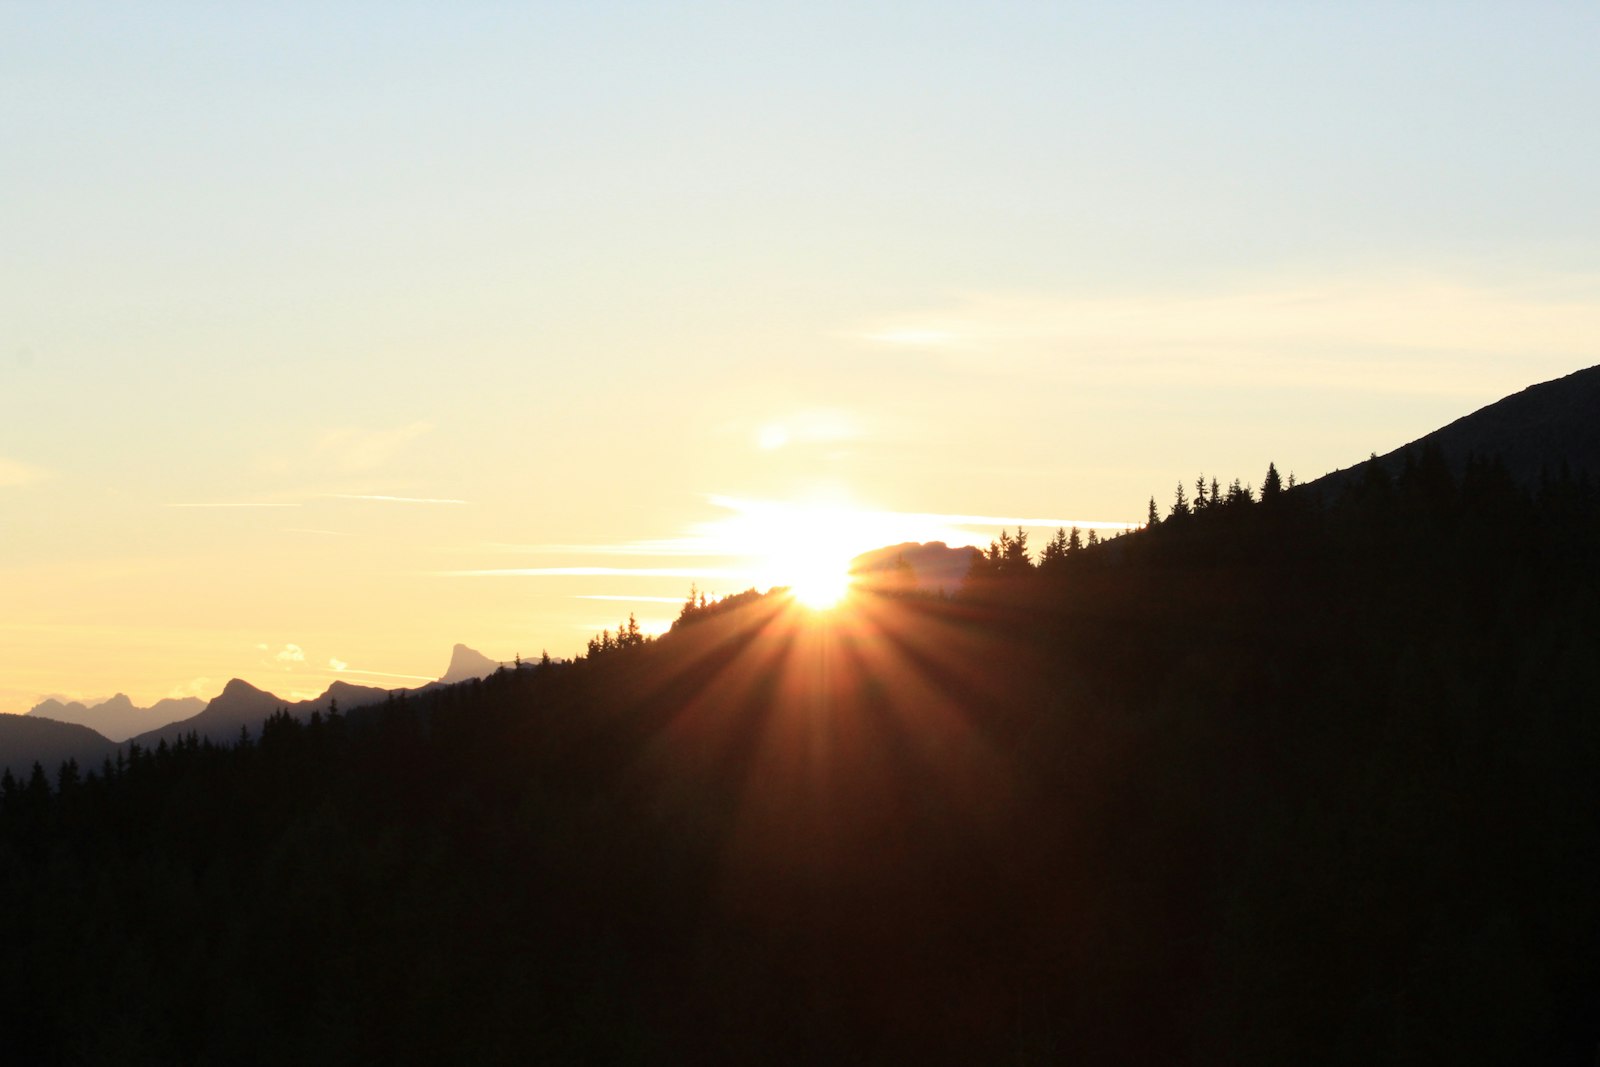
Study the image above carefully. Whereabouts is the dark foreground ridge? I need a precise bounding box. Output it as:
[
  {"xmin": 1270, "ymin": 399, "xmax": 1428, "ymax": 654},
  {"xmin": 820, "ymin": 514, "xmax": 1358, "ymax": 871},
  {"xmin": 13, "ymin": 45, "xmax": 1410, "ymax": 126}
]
[
  {"xmin": 1306, "ymin": 362, "xmax": 1600, "ymax": 496},
  {"xmin": 3, "ymin": 371, "xmax": 1599, "ymax": 1063},
  {"xmin": 3, "ymin": 465, "xmax": 1598, "ymax": 1063}
]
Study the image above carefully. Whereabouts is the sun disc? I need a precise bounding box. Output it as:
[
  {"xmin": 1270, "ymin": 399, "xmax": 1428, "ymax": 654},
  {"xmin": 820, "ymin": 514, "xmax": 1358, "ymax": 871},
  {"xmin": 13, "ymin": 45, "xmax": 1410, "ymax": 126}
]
[
  {"xmin": 710, "ymin": 494, "xmax": 879, "ymax": 611},
  {"xmin": 791, "ymin": 566, "xmax": 851, "ymax": 610}
]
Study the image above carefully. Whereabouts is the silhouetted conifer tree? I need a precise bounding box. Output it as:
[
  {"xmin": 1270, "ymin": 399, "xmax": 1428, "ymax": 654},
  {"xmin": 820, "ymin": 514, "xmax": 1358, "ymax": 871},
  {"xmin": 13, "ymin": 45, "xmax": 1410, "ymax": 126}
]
[
  {"xmin": 1170, "ymin": 482, "xmax": 1191, "ymax": 520},
  {"xmin": 25, "ymin": 762, "xmax": 49, "ymax": 804},
  {"xmin": 1002, "ymin": 527, "xmax": 1032, "ymax": 574},
  {"xmin": 1262, "ymin": 462, "xmax": 1283, "ymax": 501},
  {"xmin": 1039, "ymin": 527, "xmax": 1070, "ymax": 571}
]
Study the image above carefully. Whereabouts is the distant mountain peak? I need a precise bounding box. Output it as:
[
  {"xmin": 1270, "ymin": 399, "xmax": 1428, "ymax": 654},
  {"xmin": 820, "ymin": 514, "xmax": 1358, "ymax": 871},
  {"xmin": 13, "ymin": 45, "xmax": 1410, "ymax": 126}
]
[
  {"xmin": 28, "ymin": 698, "xmax": 78, "ymax": 718},
  {"xmin": 852, "ymin": 541, "xmax": 982, "ymax": 597},
  {"xmin": 440, "ymin": 644, "xmax": 501, "ymax": 684},
  {"xmin": 25, "ymin": 692, "xmax": 202, "ymax": 744}
]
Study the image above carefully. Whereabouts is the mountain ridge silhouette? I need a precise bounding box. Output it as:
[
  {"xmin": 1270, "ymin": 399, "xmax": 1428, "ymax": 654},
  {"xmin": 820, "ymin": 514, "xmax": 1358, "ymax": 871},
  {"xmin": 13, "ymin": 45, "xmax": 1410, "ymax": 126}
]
[
  {"xmin": 1304, "ymin": 363, "xmax": 1600, "ymax": 496},
  {"xmin": 25, "ymin": 693, "xmax": 204, "ymax": 743}
]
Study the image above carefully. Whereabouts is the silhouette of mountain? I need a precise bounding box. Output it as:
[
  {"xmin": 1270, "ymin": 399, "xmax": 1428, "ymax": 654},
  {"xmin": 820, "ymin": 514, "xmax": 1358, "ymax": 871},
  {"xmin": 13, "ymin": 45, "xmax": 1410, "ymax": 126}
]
[
  {"xmin": 439, "ymin": 643, "xmax": 503, "ymax": 683},
  {"xmin": 1305, "ymin": 363, "xmax": 1600, "ymax": 495},
  {"xmin": 0, "ymin": 714, "xmax": 118, "ymax": 779},
  {"xmin": 25, "ymin": 693, "xmax": 203, "ymax": 743},
  {"xmin": 6, "ymin": 371, "xmax": 1599, "ymax": 1061},
  {"xmin": 9, "ymin": 645, "xmax": 475, "ymax": 771},
  {"xmin": 851, "ymin": 541, "xmax": 981, "ymax": 596},
  {"xmin": 127, "ymin": 679, "xmax": 279, "ymax": 749},
  {"xmin": 127, "ymin": 678, "xmax": 393, "ymax": 750}
]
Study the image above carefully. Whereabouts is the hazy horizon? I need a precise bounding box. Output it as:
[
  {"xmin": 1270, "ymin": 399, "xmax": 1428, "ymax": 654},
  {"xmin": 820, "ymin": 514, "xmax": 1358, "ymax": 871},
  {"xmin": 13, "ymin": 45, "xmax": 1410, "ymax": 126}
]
[{"xmin": 5, "ymin": 4, "xmax": 1598, "ymax": 712}]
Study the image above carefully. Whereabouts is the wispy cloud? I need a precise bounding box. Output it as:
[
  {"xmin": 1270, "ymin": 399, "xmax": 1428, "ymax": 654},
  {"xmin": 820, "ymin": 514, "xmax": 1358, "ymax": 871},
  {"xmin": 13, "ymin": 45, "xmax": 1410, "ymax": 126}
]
[
  {"xmin": 274, "ymin": 644, "xmax": 305, "ymax": 664},
  {"xmin": 326, "ymin": 494, "xmax": 468, "ymax": 505},
  {"xmin": 854, "ymin": 273, "xmax": 1600, "ymax": 397},
  {"xmin": 441, "ymin": 496, "xmax": 1137, "ymax": 592},
  {"xmin": 860, "ymin": 328, "xmax": 957, "ymax": 348},
  {"xmin": 440, "ymin": 566, "xmax": 743, "ymax": 578},
  {"xmin": 328, "ymin": 664, "xmax": 437, "ymax": 682},
  {"xmin": 754, "ymin": 408, "xmax": 861, "ymax": 451},
  {"xmin": 473, "ymin": 540, "xmax": 729, "ymax": 558},
  {"xmin": 684, "ymin": 496, "xmax": 1135, "ymax": 556},
  {"xmin": 575, "ymin": 594, "xmax": 690, "ymax": 603},
  {"xmin": 316, "ymin": 420, "xmax": 435, "ymax": 474},
  {"xmin": 170, "ymin": 491, "xmax": 464, "ymax": 510},
  {"xmin": 166, "ymin": 677, "xmax": 216, "ymax": 700},
  {"xmin": 0, "ymin": 458, "xmax": 49, "ymax": 488},
  {"xmin": 889, "ymin": 510, "xmax": 1137, "ymax": 533},
  {"xmin": 167, "ymin": 499, "xmax": 303, "ymax": 509}
]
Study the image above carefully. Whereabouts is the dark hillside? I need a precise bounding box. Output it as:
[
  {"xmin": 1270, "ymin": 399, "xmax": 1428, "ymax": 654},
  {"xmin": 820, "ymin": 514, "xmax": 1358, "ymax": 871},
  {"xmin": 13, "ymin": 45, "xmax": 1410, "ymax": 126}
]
[
  {"xmin": 0, "ymin": 715, "xmax": 116, "ymax": 780},
  {"xmin": 1306, "ymin": 363, "xmax": 1600, "ymax": 496},
  {"xmin": 2, "ymin": 459, "xmax": 1599, "ymax": 1063},
  {"xmin": 127, "ymin": 678, "xmax": 395, "ymax": 750}
]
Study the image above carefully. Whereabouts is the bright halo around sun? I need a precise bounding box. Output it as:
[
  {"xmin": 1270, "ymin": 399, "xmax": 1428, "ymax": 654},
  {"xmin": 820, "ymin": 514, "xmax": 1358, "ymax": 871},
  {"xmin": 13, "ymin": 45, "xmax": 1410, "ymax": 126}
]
[
  {"xmin": 710, "ymin": 495, "xmax": 870, "ymax": 611},
  {"xmin": 788, "ymin": 555, "xmax": 854, "ymax": 610},
  {"xmin": 762, "ymin": 514, "xmax": 859, "ymax": 610}
]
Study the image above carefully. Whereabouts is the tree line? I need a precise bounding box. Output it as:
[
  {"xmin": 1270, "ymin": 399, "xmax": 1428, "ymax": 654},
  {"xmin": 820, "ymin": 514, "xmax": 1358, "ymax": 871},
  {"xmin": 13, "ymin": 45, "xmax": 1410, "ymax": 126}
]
[{"xmin": 2, "ymin": 443, "xmax": 1599, "ymax": 1062}]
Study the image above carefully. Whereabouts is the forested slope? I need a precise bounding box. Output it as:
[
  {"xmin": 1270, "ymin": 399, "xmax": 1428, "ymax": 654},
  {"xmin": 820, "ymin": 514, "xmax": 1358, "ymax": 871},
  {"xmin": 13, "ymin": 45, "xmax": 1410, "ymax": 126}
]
[{"xmin": 2, "ymin": 456, "xmax": 1598, "ymax": 1064}]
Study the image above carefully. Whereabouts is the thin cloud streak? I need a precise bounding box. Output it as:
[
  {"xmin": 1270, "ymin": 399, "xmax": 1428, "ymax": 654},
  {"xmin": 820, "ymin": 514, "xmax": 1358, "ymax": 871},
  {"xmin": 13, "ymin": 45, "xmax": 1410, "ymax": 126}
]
[
  {"xmin": 329, "ymin": 665, "xmax": 438, "ymax": 682},
  {"xmin": 476, "ymin": 541, "xmax": 733, "ymax": 558},
  {"xmin": 0, "ymin": 458, "xmax": 50, "ymax": 488},
  {"xmin": 166, "ymin": 501, "xmax": 303, "ymax": 509},
  {"xmin": 169, "ymin": 493, "xmax": 465, "ymax": 510},
  {"xmin": 316, "ymin": 420, "xmax": 435, "ymax": 475},
  {"xmin": 439, "ymin": 566, "xmax": 745, "ymax": 579},
  {"xmin": 327, "ymin": 494, "xmax": 468, "ymax": 505},
  {"xmin": 575, "ymin": 594, "xmax": 690, "ymax": 603},
  {"xmin": 899, "ymin": 511, "xmax": 1138, "ymax": 532},
  {"xmin": 482, "ymin": 508, "xmax": 1135, "ymax": 562},
  {"xmin": 440, "ymin": 497, "xmax": 1138, "ymax": 599},
  {"xmin": 855, "ymin": 274, "xmax": 1600, "ymax": 397}
]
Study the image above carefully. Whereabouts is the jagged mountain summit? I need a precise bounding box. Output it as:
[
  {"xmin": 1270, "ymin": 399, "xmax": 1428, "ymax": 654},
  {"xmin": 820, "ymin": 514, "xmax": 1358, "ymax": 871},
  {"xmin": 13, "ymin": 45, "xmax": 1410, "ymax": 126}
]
[
  {"xmin": 3, "ymin": 645, "xmax": 503, "ymax": 775},
  {"xmin": 1305, "ymin": 363, "xmax": 1600, "ymax": 496},
  {"xmin": 127, "ymin": 678, "xmax": 395, "ymax": 750},
  {"xmin": 26, "ymin": 693, "xmax": 204, "ymax": 744},
  {"xmin": 439, "ymin": 643, "xmax": 504, "ymax": 684}
]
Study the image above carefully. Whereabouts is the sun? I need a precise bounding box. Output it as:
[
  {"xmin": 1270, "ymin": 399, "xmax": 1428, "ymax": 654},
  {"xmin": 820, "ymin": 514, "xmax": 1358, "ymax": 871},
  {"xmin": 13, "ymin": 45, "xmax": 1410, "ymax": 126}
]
[
  {"xmin": 710, "ymin": 496, "xmax": 867, "ymax": 611},
  {"xmin": 766, "ymin": 532, "xmax": 858, "ymax": 611},
  {"xmin": 788, "ymin": 558, "xmax": 854, "ymax": 610}
]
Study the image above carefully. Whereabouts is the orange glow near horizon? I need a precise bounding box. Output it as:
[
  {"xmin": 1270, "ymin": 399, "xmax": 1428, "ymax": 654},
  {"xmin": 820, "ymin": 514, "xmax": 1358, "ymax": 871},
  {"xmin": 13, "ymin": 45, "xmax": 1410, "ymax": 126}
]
[{"xmin": 621, "ymin": 580, "xmax": 1020, "ymax": 928}]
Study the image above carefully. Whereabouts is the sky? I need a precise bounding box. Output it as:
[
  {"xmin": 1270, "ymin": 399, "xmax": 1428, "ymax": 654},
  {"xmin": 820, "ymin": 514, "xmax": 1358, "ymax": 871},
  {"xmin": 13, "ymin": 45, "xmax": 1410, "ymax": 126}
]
[{"xmin": 3, "ymin": 2, "xmax": 1599, "ymax": 712}]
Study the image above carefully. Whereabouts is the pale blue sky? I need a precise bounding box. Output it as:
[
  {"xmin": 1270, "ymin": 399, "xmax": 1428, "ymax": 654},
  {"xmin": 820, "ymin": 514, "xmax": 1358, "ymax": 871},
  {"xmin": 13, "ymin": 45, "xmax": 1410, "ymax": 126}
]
[{"xmin": 3, "ymin": 3, "xmax": 1598, "ymax": 710}]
